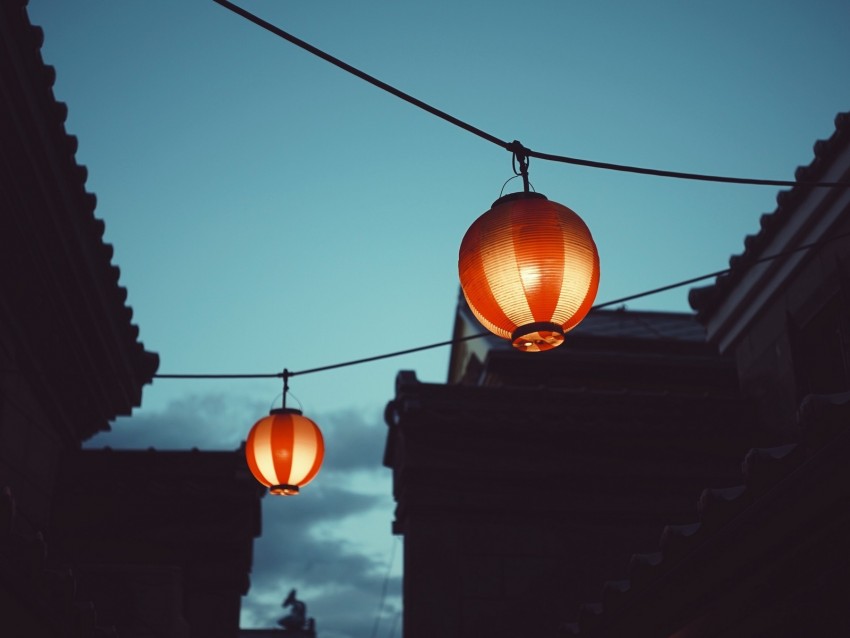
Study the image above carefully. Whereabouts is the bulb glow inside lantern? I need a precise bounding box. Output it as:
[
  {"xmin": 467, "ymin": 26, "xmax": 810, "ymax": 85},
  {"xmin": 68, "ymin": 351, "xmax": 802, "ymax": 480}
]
[
  {"xmin": 245, "ymin": 408, "xmax": 325, "ymax": 495},
  {"xmin": 459, "ymin": 191, "xmax": 600, "ymax": 352}
]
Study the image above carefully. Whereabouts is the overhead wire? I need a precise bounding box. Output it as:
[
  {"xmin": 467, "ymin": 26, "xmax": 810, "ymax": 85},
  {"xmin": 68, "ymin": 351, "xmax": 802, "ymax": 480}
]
[
  {"xmin": 154, "ymin": 225, "xmax": 850, "ymax": 381},
  {"xmin": 387, "ymin": 612, "xmax": 400, "ymax": 638},
  {"xmin": 211, "ymin": 0, "xmax": 505, "ymax": 149},
  {"xmin": 211, "ymin": 0, "xmax": 850, "ymax": 189},
  {"xmin": 593, "ymin": 227, "xmax": 850, "ymax": 310},
  {"xmin": 154, "ymin": 333, "xmax": 483, "ymax": 380},
  {"xmin": 177, "ymin": 1, "xmax": 850, "ymax": 382},
  {"xmin": 369, "ymin": 536, "xmax": 399, "ymax": 638}
]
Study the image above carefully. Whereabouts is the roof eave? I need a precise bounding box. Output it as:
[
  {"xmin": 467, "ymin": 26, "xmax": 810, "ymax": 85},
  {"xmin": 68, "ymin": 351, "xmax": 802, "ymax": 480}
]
[{"xmin": 699, "ymin": 142, "xmax": 850, "ymax": 353}]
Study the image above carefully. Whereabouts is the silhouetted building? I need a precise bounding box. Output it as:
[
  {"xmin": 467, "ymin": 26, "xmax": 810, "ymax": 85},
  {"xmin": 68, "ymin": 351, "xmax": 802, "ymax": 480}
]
[
  {"xmin": 386, "ymin": 111, "xmax": 850, "ymax": 638},
  {"xmin": 386, "ymin": 306, "xmax": 755, "ymax": 638},
  {"xmin": 53, "ymin": 449, "xmax": 264, "ymax": 638},
  {"xmin": 1, "ymin": 3, "xmax": 264, "ymax": 636}
]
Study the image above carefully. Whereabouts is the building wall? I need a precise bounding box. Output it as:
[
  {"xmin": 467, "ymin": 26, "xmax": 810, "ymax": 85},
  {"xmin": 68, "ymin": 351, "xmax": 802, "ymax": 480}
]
[
  {"xmin": 387, "ymin": 365, "xmax": 754, "ymax": 638},
  {"xmin": 0, "ymin": 333, "xmax": 64, "ymax": 535},
  {"xmin": 731, "ymin": 216, "xmax": 850, "ymax": 439},
  {"xmin": 50, "ymin": 449, "xmax": 264, "ymax": 638},
  {"xmin": 401, "ymin": 509, "xmax": 672, "ymax": 637}
]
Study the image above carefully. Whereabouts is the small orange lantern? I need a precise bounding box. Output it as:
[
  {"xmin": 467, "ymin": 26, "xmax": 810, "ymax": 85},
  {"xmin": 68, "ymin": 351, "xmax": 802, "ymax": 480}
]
[
  {"xmin": 245, "ymin": 408, "xmax": 325, "ymax": 495},
  {"xmin": 458, "ymin": 190, "xmax": 600, "ymax": 352}
]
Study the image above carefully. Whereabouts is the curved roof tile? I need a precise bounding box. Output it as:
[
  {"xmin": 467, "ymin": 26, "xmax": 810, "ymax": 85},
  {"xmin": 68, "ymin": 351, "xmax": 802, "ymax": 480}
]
[
  {"xmin": 689, "ymin": 112, "xmax": 850, "ymax": 319},
  {"xmin": 4, "ymin": 0, "xmax": 159, "ymax": 433}
]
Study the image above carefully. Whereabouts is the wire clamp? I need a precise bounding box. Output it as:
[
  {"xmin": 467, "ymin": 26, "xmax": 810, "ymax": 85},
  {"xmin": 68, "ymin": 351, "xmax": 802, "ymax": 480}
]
[{"xmin": 509, "ymin": 140, "xmax": 531, "ymax": 193}]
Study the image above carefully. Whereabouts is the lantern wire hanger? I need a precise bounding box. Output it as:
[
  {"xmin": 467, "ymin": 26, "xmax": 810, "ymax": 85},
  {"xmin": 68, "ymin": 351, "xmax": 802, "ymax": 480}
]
[
  {"xmin": 280, "ymin": 368, "xmax": 292, "ymax": 410},
  {"xmin": 499, "ymin": 146, "xmax": 536, "ymax": 197},
  {"xmin": 275, "ymin": 369, "xmax": 304, "ymax": 414},
  {"xmin": 211, "ymin": 0, "xmax": 850, "ymax": 190},
  {"xmin": 511, "ymin": 141, "xmax": 533, "ymax": 194}
]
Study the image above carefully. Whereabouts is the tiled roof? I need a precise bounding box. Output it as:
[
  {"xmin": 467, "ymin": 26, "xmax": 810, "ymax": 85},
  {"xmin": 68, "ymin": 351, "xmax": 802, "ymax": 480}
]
[
  {"xmin": 560, "ymin": 390, "xmax": 850, "ymax": 637},
  {"xmin": 460, "ymin": 293, "xmax": 707, "ymax": 346},
  {"xmin": 7, "ymin": 4, "xmax": 148, "ymax": 352},
  {"xmin": 391, "ymin": 369, "xmax": 748, "ymax": 427},
  {"xmin": 450, "ymin": 296, "xmax": 731, "ymax": 390},
  {"xmin": 688, "ymin": 111, "xmax": 850, "ymax": 320},
  {"xmin": 572, "ymin": 307, "xmax": 706, "ymax": 342},
  {"xmin": 2, "ymin": 0, "xmax": 158, "ymax": 433}
]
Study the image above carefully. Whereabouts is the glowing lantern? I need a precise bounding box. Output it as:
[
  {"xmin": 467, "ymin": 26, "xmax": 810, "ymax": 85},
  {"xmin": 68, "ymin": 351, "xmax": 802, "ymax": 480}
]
[
  {"xmin": 245, "ymin": 408, "xmax": 325, "ymax": 495},
  {"xmin": 458, "ymin": 191, "xmax": 600, "ymax": 352}
]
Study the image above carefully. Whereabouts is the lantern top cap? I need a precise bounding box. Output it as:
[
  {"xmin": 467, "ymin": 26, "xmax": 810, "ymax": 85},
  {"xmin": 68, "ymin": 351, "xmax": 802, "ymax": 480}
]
[
  {"xmin": 491, "ymin": 191, "xmax": 548, "ymax": 209},
  {"xmin": 270, "ymin": 407, "xmax": 303, "ymax": 416}
]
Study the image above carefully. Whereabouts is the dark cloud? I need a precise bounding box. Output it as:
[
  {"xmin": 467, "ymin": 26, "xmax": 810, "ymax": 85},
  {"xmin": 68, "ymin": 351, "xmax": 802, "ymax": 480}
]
[
  {"xmin": 244, "ymin": 475, "xmax": 402, "ymax": 636},
  {"xmin": 261, "ymin": 483, "xmax": 386, "ymax": 534},
  {"xmin": 87, "ymin": 396, "xmax": 390, "ymax": 475},
  {"xmin": 243, "ymin": 516, "xmax": 403, "ymax": 638},
  {"xmin": 85, "ymin": 392, "xmax": 267, "ymax": 450},
  {"xmin": 87, "ymin": 393, "xmax": 400, "ymax": 638},
  {"xmin": 316, "ymin": 409, "xmax": 388, "ymax": 474}
]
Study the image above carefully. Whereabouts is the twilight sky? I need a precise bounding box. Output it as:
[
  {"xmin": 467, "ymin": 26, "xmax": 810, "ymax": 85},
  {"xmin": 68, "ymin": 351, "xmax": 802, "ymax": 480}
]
[{"xmin": 26, "ymin": 1, "xmax": 850, "ymax": 636}]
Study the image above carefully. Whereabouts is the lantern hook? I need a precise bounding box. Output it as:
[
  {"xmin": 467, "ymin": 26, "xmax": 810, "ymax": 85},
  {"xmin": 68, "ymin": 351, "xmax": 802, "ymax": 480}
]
[
  {"xmin": 281, "ymin": 368, "xmax": 291, "ymax": 409},
  {"xmin": 508, "ymin": 140, "xmax": 531, "ymax": 193}
]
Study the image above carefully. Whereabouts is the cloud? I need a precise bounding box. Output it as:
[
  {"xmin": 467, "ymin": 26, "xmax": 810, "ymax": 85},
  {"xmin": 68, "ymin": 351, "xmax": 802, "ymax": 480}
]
[
  {"xmin": 242, "ymin": 516, "xmax": 403, "ymax": 638},
  {"xmin": 87, "ymin": 396, "xmax": 390, "ymax": 475},
  {"xmin": 317, "ymin": 409, "xmax": 389, "ymax": 475},
  {"xmin": 85, "ymin": 392, "xmax": 267, "ymax": 450},
  {"xmin": 87, "ymin": 392, "xmax": 401, "ymax": 638}
]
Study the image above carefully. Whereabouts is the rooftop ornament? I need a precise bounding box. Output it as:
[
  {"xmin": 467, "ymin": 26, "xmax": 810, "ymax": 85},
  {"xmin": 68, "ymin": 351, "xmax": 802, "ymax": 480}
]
[
  {"xmin": 245, "ymin": 370, "xmax": 325, "ymax": 495},
  {"xmin": 458, "ymin": 142, "xmax": 600, "ymax": 352}
]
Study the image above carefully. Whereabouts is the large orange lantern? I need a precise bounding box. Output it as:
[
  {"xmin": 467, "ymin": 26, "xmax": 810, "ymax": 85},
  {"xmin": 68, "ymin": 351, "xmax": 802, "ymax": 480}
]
[
  {"xmin": 459, "ymin": 190, "xmax": 600, "ymax": 352},
  {"xmin": 245, "ymin": 408, "xmax": 325, "ymax": 495}
]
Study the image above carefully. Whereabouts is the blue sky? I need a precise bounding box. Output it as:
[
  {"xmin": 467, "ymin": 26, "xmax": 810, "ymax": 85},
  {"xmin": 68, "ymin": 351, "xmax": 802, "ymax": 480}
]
[{"xmin": 27, "ymin": 1, "xmax": 850, "ymax": 636}]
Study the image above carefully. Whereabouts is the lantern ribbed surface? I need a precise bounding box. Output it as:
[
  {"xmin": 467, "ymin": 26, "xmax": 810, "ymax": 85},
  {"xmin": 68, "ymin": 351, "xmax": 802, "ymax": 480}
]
[
  {"xmin": 245, "ymin": 409, "xmax": 325, "ymax": 495},
  {"xmin": 459, "ymin": 192, "xmax": 600, "ymax": 352}
]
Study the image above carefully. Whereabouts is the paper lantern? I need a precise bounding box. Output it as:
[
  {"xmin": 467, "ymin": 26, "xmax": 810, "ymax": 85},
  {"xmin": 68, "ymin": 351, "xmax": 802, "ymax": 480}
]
[
  {"xmin": 245, "ymin": 408, "xmax": 325, "ymax": 495},
  {"xmin": 459, "ymin": 191, "xmax": 599, "ymax": 352}
]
